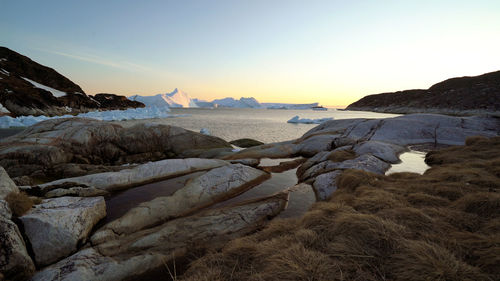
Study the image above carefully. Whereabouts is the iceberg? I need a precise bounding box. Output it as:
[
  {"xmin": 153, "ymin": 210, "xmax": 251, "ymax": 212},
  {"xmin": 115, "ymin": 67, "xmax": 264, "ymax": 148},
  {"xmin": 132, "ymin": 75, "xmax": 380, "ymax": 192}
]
[
  {"xmin": 212, "ymin": 97, "xmax": 262, "ymax": 108},
  {"xmin": 263, "ymin": 102, "xmax": 320, "ymax": 109},
  {"xmin": 129, "ymin": 88, "xmax": 197, "ymax": 108},
  {"xmin": 287, "ymin": 115, "xmax": 333, "ymax": 124}
]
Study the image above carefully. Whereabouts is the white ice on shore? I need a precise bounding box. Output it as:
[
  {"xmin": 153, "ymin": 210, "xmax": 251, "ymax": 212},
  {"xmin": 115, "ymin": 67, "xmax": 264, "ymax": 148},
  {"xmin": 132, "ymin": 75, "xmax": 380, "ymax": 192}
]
[
  {"xmin": 0, "ymin": 106, "xmax": 175, "ymax": 128},
  {"xmin": 22, "ymin": 77, "xmax": 68, "ymax": 98},
  {"xmin": 287, "ymin": 115, "xmax": 333, "ymax": 124}
]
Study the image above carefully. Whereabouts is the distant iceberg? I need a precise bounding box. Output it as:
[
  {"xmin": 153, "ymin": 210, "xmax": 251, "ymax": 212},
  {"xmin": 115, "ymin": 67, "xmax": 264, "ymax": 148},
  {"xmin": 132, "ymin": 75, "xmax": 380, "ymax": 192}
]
[
  {"xmin": 287, "ymin": 115, "xmax": 333, "ymax": 124},
  {"xmin": 212, "ymin": 97, "xmax": 263, "ymax": 108},
  {"xmin": 263, "ymin": 102, "xmax": 320, "ymax": 109},
  {"xmin": 129, "ymin": 88, "xmax": 198, "ymax": 108}
]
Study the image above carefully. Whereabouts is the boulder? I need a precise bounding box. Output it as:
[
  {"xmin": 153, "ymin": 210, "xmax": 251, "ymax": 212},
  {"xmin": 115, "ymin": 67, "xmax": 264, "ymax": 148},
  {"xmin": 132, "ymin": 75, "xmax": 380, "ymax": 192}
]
[
  {"xmin": 0, "ymin": 166, "xmax": 18, "ymax": 199},
  {"xmin": 92, "ymin": 164, "xmax": 270, "ymax": 243},
  {"xmin": 0, "ymin": 208, "xmax": 35, "ymax": 280},
  {"xmin": 0, "ymin": 118, "xmax": 232, "ymax": 179},
  {"xmin": 229, "ymin": 138, "xmax": 264, "ymax": 148},
  {"xmin": 223, "ymin": 140, "xmax": 300, "ymax": 160},
  {"xmin": 31, "ymin": 248, "xmax": 165, "ymax": 281},
  {"xmin": 299, "ymin": 154, "xmax": 390, "ymax": 182},
  {"xmin": 20, "ymin": 196, "xmax": 106, "ymax": 266},
  {"xmin": 229, "ymin": 158, "xmax": 260, "ymax": 167},
  {"xmin": 297, "ymin": 134, "xmax": 339, "ymax": 157},
  {"xmin": 33, "ymin": 193, "xmax": 288, "ymax": 281},
  {"xmin": 312, "ymin": 170, "xmax": 343, "ymax": 201},
  {"xmin": 353, "ymin": 141, "xmax": 406, "ymax": 164},
  {"xmin": 37, "ymin": 158, "xmax": 229, "ymax": 195}
]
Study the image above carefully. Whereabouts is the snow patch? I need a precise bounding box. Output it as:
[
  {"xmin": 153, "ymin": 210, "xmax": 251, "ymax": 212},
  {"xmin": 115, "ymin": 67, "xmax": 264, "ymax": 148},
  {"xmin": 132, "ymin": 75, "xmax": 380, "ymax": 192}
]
[
  {"xmin": 0, "ymin": 68, "xmax": 9, "ymax": 76},
  {"xmin": 0, "ymin": 106, "xmax": 177, "ymax": 128},
  {"xmin": 0, "ymin": 58, "xmax": 7, "ymax": 62},
  {"xmin": 0, "ymin": 103, "xmax": 10, "ymax": 114},
  {"xmin": 22, "ymin": 77, "xmax": 67, "ymax": 97},
  {"xmin": 287, "ymin": 115, "xmax": 333, "ymax": 124}
]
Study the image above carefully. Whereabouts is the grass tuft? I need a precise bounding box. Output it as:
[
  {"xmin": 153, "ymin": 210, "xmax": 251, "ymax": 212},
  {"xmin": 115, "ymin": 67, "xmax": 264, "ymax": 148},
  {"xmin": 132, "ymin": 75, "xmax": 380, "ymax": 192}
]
[{"xmin": 5, "ymin": 191, "xmax": 35, "ymax": 217}]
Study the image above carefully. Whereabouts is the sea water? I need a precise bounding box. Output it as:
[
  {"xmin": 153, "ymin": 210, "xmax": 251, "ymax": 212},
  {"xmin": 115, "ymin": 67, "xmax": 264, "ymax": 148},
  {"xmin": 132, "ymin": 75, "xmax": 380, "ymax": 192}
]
[{"xmin": 118, "ymin": 108, "xmax": 399, "ymax": 142}]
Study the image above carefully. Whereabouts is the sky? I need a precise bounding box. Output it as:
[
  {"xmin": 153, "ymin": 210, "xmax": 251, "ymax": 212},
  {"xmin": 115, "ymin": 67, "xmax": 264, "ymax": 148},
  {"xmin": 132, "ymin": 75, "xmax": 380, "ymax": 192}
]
[{"xmin": 1, "ymin": 0, "xmax": 499, "ymax": 107}]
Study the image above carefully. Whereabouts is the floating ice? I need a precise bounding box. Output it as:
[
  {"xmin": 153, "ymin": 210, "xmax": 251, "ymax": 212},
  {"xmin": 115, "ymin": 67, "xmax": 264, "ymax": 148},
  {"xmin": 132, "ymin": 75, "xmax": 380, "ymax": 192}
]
[
  {"xmin": 287, "ymin": 115, "xmax": 333, "ymax": 124},
  {"xmin": 0, "ymin": 106, "xmax": 175, "ymax": 128}
]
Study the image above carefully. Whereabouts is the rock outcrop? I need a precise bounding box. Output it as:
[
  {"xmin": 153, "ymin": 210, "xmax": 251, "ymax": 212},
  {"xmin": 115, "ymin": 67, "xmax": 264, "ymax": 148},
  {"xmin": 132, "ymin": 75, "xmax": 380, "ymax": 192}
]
[
  {"xmin": 37, "ymin": 158, "xmax": 229, "ymax": 195},
  {"xmin": 91, "ymin": 164, "xmax": 270, "ymax": 243},
  {"xmin": 0, "ymin": 47, "xmax": 144, "ymax": 117},
  {"xmin": 0, "ymin": 118, "xmax": 232, "ymax": 179},
  {"xmin": 32, "ymin": 193, "xmax": 288, "ymax": 281},
  {"xmin": 0, "ymin": 166, "xmax": 18, "ymax": 199},
  {"xmin": 91, "ymin": 93, "xmax": 145, "ymax": 110},
  {"xmin": 346, "ymin": 70, "xmax": 500, "ymax": 115},
  {"xmin": 0, "ymin": 171, "xmax": 35, "ymax": 280}
]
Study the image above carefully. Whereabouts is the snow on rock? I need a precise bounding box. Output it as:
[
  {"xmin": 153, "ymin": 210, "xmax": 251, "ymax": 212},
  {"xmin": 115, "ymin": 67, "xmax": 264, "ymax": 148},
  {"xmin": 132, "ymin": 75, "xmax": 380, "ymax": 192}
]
[
  {"xmin": 0, "ymin": 102, "xmax": 10, "ymax": 113},
  {"xmin": 0, "ymin": 68, "xmax": 9, "ymax": 76},
  {"xmin": 287, "ymin": 115, "xmax": 333, "ymax": 124},
  {"xmin": 129, "ymin": 88, "xmax": 197, "ymax": 108},
  {"xmin": 0, "ymin": 106, "xmax": 173, "ymax": 128},
  {"xmin": 22, "ymin": 77, "xmax": 67, "ymax": 97}
]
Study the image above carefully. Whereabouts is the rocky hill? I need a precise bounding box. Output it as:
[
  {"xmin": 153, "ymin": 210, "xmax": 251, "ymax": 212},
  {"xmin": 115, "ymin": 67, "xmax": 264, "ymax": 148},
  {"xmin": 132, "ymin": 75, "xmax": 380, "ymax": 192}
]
[
  {"xmin": 346, "ymin": 70, "xmax": 500, "ymax": 116},
  {"xmin": 0, "ymin": 47, "xmax": 144, "ymax": 116}
]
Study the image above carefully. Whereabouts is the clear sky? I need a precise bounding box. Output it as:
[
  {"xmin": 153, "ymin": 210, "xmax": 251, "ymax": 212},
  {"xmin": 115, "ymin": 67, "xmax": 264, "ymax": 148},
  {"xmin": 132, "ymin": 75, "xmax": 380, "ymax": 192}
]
[{"xmin": 1, "ymin": 0, "xmax": 499, "ymax": 106}]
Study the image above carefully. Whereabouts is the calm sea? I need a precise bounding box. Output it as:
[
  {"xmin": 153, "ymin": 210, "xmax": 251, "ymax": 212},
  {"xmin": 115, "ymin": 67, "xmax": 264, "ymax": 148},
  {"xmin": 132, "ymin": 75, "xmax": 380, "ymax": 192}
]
[{"xmin": 121, "ymin": 108, "xmax": 400, "ymax": 143}]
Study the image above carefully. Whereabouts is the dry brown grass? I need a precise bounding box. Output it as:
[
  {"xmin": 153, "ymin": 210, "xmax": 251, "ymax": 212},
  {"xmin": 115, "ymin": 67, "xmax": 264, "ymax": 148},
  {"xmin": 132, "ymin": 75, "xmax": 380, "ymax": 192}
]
[
  {"xmin": 327, "ymin": 149, "xmax": 357, "ymax": 162},
  {"xmin": 180, "ymin": 136, "xmax": 500, "ymax": 281},
  {"xmin": 5, "ymin": 191, "xmax": 34, "ymax": 217}
]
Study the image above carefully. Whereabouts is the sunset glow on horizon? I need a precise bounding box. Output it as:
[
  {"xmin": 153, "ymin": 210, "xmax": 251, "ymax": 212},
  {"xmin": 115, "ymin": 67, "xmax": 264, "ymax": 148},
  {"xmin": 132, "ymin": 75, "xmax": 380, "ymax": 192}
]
[{"xmin": 1, "ymin": 0, "xmax": 499, "ymax": 107}]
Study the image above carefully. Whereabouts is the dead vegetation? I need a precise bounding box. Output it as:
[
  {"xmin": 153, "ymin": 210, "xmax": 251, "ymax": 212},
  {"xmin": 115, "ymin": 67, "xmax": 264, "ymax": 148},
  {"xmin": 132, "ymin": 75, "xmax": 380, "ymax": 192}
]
[
  {"xmin": 180, "ymin": 136, "xmax": 500, "ymax": 281},
  {"xmin": 5, "ymin": 191, "xmax": 35, "ymax": 217}
]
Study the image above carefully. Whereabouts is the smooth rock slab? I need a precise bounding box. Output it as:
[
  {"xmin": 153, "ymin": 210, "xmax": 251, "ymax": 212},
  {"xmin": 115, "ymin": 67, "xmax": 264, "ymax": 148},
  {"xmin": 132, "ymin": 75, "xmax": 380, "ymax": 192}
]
[
  {"xmin": 312, "ymin": 170, "xmax": 342, "ymax": 201},
  {"xmin": 299, "ymin": 154, "xmax": 391, "ymax": 182},
  {"xmin": 353, "ymin": 141, "xmax": 406, "ymax": 164},
  {"xmin": 37, "ymin": 158, "xmax": 229, "ymax": 194},
  {"xmin": 20, "ymin": 196, "xmax": 106, "ymax": 266},
  {"xmin": 33, "ymin": 193, "xmax": 288, "ymax": 281},
  {"xmin": 0, "ymin": 166, "xmax": 18, "ymax": 199},
  {"xmin": 92, "ymin": 164, "xmax": 270, "ymax": 243},
  {"xmin": 0, "ymin": 213, "xmax": 35, "ymax": 280}
]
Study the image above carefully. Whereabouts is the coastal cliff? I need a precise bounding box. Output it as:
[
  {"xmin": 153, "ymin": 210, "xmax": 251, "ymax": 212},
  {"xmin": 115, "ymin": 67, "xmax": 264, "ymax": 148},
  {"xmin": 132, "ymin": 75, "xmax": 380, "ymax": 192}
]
[{"xmin": 346, "ymin": 70, "xmax": 500, "ymax": 116}]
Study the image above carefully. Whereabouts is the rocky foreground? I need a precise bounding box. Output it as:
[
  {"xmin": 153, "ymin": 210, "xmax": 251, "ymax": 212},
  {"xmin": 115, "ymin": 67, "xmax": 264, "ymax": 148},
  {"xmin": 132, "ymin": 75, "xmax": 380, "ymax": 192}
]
[
  {"xmin": 0, "ymin": 113, "xmax": 499, "ymax": 280},
  {"xmin": 346, "ymin": 70, "xmax": 500, "ymax": 116}
]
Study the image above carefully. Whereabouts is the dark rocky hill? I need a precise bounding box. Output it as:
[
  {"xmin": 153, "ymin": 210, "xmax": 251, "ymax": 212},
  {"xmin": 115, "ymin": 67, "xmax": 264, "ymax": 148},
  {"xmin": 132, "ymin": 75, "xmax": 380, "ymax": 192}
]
[
  {"xmin": 346, "ymin": 70, "xmax": 500, "ymax": 116},
  {"xmin": 0, "ymin": 47, "xmax": 143, "ymax": 116}
]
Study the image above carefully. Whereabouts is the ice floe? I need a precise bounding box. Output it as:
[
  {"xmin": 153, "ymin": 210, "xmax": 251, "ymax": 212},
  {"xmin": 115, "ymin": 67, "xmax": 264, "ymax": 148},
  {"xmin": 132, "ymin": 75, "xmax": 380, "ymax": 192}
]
[
  {"xmin": 287, "ymin": 115, "xmax": 333, "ymax": 124},
  {"xmin": 0, "ymin": 106, "xmax": 176, "ymax": 128}
]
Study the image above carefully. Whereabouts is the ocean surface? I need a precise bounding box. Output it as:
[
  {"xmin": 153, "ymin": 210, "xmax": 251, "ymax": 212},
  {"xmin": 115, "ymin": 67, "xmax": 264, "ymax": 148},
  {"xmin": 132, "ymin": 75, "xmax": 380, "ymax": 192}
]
[{"xmin": 120, "ymin": 108, "xmax": 400, "ymax": 143}]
